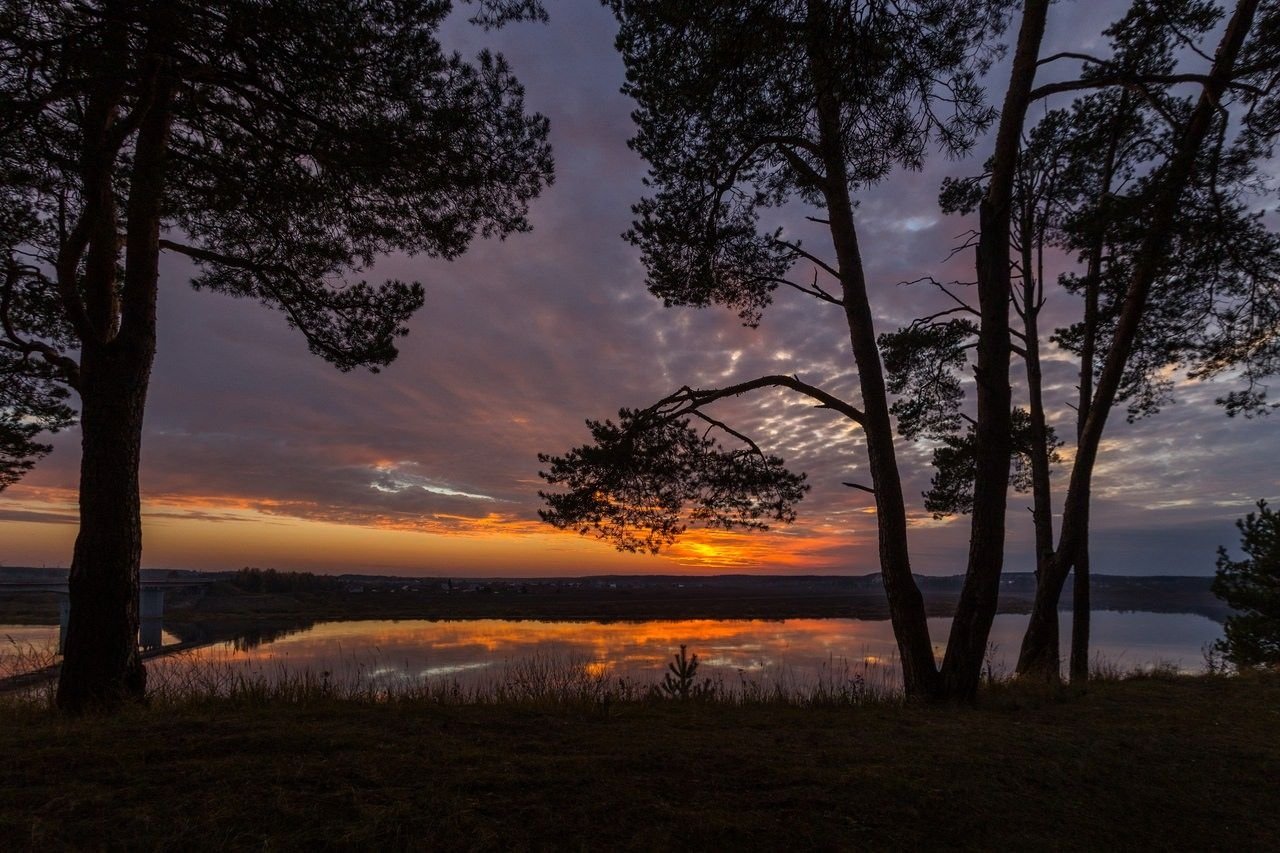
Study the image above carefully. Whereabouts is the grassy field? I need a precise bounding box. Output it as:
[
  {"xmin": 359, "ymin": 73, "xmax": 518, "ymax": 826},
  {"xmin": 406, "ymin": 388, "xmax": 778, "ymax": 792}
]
[{"xmin": 1, "ymin": 673, "xmax": 1277, "ymax": 850}]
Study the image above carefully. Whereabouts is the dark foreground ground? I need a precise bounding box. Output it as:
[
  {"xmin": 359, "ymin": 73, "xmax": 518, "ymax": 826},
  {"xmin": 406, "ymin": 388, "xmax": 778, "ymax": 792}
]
[{"xmin": 2, "ymin": 674, "xmax": 1276, "ymax": 850}]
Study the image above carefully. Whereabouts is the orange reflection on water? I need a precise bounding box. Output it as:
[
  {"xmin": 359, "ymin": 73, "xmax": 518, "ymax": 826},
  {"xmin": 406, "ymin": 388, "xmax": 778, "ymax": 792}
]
[
  {"xmin": 2, "ymin": 613, "xmax": 1225, "ymax": 689},
  {"xmin": 153, "ymin": 617, "xmax": 910, "ymax": 688}
]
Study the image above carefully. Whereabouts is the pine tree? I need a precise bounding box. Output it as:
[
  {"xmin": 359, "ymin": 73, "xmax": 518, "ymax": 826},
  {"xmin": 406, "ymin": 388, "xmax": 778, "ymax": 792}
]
[
  {"xmin": 1, "ymin": 0, "xmax": 553, "ymax": 711},
  {"xmin": 1213, "ymin": 501, "xmax": 1280, "ymax": 668}
]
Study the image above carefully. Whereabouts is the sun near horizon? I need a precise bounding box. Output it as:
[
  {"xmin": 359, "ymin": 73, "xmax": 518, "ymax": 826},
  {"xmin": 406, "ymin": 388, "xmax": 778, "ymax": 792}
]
[{"xmin": 0, "ymin": 487, "xmax": 869, "ymax": 577}]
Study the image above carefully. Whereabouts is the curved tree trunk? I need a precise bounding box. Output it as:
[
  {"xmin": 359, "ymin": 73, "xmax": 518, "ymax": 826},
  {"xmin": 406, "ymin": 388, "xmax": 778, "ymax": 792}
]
[
  {"xmin": 1037, "ymin": 103, "xmax": 1118, "ymax": 686},
  {"xmin": 837, "ymin": 259, "xmax": 938, "ymax": 698},
  {"xmin": 938, "ymin": 0, "xmax": 1049, "ymax": 701},
  {"xmin": 1064, "ymin": 99, "xmax": 1122, "ymax": 687},
  {"xmin": 803, "ymin": 5, "xmax": 938, "ymax": 697},
  {"xmin": 1019, "ymin": 550, "xmax": 1070, "ymax": 678}
]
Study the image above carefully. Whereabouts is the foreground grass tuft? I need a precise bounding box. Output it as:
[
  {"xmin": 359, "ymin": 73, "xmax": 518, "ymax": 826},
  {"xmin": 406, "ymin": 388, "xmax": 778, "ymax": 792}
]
[{"xmin": 1, "ymin": 672, "xmax": 1277, "ymax": 850}]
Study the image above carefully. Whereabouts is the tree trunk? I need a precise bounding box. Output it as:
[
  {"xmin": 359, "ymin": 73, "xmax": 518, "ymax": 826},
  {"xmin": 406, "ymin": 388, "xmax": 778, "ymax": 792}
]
[
  {"xmin": 835, "ymin": 255, "xmax": 938, "ymax": 698},
  {"xmin": 1016, "ymin": 111, "xmax": 1115, "ymax": 684},
  {"xmin": 805, "ymin": 8, "xmax": 938, "ymax": 698},
  {"xmin": 1020, "ymin": 204, "xmax": 1055, "ymax": 578},
  {"xmin": 1019, "ymin": 557, "xmax": 1064, "ymax": 677},
  {"xmin": 1023, "ymin": 252, "xmax": 1061, "ymax": 681},
  {"xmin": 55, "ymin": 337, "xmax": 155, "ymax": 712},
  {"xmin": 1069, "ymin": 529, "xmax": 1091, "ymax": 682},
  {"xmin": 1018, "ymin": 0, "xmax": 1260, "ymax": 675},
  {"xmin": 56, "ymin": 32, "xmax": 173, "ymax": 712},
  {"xmin": 826, "ymin": 163, "xmax": 940, "ymax": 699},
  {"xmin": 1063, "ymin": 103, "xmax": 1119, "ymax": 685},
  {"xmin": 937, "ymin": 0, "xmax": 1049, "ymax": 701}
]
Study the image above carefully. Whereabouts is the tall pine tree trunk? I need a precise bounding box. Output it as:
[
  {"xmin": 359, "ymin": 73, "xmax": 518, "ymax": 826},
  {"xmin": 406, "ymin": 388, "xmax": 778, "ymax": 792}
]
[
  {"xmin": 937, "ymin": 0, "xmax": 1049, "ymax": 701},
  {"xmin": 1020, "ymin": 203, "xmax": 1056, "ymax": 586},
  {"xmin": 56, "ymin": 35, "xmax": 173, "ymax": 712},
  {"xmin": 1035, "ymin": 101, "xmax": 1119, "ymax": 685},
  {"xmin": 56, "ymin": 336, "xmax": 155, "ymax": 711},
  {"xmin": 1063, "ymin": 123, "xmax": 1112, "ymax": 685},
  {"xmin": 805, "ymin": 14, "xmax": 938, "ymax": 697},
  {"xmin": 1070, "ymin": 530, "xmax": 1091, "ymax": 682}
]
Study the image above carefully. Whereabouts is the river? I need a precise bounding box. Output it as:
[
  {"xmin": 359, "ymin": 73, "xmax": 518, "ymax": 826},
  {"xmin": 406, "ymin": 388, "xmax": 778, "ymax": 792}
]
[{"xmin": 2, "ymin": 610, "xmax": 1223, "ymax": 692}]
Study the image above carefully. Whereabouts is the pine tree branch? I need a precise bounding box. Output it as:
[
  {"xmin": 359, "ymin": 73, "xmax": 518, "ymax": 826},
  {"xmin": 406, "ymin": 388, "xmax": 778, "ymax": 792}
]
[{"xmin": 652, "ymin": 374, "xmax": 864, "ymax": 425}]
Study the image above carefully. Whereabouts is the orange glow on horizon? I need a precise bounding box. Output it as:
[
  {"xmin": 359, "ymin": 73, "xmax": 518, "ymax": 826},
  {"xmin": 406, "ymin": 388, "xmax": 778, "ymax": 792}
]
[{"xmin": 0, "ymin": 484, "xmax": 869, "ymax": 576}]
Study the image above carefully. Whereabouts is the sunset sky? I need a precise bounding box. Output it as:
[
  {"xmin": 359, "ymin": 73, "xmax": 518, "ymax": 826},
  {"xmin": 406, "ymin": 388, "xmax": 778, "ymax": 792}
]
[{"xmin": 1, "ymin": 1, "xmax": 1276, "ymax": 577}]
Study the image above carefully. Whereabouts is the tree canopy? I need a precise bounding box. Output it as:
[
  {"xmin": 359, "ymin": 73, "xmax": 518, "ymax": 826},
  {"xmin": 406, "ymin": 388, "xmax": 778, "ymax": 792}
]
[
  {"xmin": 876, "ymin": 0, "xmax": 1279, "ymax": 678},
  {"xmin": 0, "ymin": 0, "xmax": 554, "ymax": 480},
  {"xmin": 542, "ymin": 0, "xmax": 1012, "ymax": 549},
  {"xmin": 0, "ymin": 0, "xmax": 554, "ymax": 710},
  {"xmin": 887, "ymin": 0, "xmax": 1280, "ymax": 507},
  {"xmin": 539, "ymin": 405, "xmax": 808, "ymax": 554}
]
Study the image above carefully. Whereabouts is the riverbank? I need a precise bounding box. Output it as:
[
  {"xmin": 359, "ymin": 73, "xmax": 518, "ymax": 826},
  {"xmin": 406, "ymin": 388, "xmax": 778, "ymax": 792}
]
[{"xmin": 1, "ymin": 673, "xmax": 1275, "ymax": 849}]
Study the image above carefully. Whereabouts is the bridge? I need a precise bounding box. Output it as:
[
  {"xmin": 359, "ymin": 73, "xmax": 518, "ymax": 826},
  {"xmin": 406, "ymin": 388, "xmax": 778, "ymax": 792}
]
[{"xmin": 0, "ymin": 577, "xmax": 214, "ymax": 651}]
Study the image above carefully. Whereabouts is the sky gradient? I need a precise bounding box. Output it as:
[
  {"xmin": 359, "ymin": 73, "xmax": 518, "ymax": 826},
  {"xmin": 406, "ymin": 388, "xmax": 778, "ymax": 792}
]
[{"xmin": 1, "ymin": 1, "xmax": 1276, "ymax": 577}]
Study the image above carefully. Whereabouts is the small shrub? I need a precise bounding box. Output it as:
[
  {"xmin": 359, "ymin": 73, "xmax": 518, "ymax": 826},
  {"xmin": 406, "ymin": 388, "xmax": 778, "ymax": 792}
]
[{"xmin": 660, "ymin": 645, "xmax": 710, "ymax": 700}]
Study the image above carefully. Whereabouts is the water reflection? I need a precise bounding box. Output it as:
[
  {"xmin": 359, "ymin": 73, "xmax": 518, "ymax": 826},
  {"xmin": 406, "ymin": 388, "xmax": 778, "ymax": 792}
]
[
  {"xmin": 165, "ymin": 620, "xmax": 317, "ymax": 652},
  {"xmin": 156, "ymin": 611, "xmax": 1224, "ymax": 688},
  {"xmin": 1, "ymin": 611, "xmax": 1223, "ymax": 689}
]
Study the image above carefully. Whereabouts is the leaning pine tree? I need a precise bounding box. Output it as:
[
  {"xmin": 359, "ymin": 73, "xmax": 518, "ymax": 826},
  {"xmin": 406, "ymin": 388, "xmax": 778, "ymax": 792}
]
[
  {"xmin": 1013, "ymin": 0, "xmax": 1277, "ymax": 679},
  {"xmin": 538, "ymin": 0, "xmax": 1053, "ymax": 701},
  {"xmin": 883, "ymin": 0, "xmax": 1280, "ymax": 683},
  {"xmin": 0, "ymin": 0, "xmax": 553, "ymax": 712}
]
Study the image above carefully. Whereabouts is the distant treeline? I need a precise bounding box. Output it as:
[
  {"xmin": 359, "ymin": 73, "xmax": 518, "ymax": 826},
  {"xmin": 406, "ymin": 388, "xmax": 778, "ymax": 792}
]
[{"xmin": 227, "ymin": 568, "xmax": 343, "ymax": 594}]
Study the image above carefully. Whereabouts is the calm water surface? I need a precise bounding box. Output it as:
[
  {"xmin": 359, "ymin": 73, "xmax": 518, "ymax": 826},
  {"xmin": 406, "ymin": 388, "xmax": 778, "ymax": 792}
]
[{"xmin": 2, "ymin": 611, "xmax": 1222, "ymax": 688}]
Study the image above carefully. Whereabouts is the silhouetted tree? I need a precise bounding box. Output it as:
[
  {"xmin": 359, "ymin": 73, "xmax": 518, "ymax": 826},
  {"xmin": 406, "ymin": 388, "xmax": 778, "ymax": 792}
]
[
  {"xmin": 0, "ymin": 0, "xmax": 553, "ymax": 711},
  {"xmin": 540, "ymin": 403, "xmax": 809, "ymax": 554},
  {"xmin": 0, "ymin": 319, "xmax": 75, "ymax": 490},
  {"xmin": 1212, "ymin": 500, "xmax": 1280, "ymax": 668},
  {"xmin": 540, "ymin": 0, "xmax": 1047, "ymax": 701},
  {"xmin": 229, "ymin": 567, "xmax": 341, "ymax": 594},
  {"xmin": 885, "ymin": 0, "xmax": 1280, "ymax": 683},
  {"xmin": 660, "ymin": 644, "xmax": 708, "ymax": 699},
  {"xmin": 1016, "ymin": 0, "xmax": 1277, "ymax": 679}
]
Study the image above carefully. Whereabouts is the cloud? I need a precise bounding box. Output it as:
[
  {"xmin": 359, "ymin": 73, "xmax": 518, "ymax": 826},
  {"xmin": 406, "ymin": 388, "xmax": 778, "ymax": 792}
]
[
  {"xmin": 0, "ymin": 508, "xmax": 77, "ymax": 525},
  {"xmin": 2, "ymin": 1, "xmax": 1275, "ymax": 577},
  {"xmin": 369, "ymin": 463, "xmax": 498, "ymax": 502}
]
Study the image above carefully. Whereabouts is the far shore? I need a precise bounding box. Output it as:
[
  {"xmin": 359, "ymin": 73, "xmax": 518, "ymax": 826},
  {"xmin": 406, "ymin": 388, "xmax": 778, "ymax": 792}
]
[{"xmin": 0, "ymin": 571, "xmax": 1232, "ymax": 631}]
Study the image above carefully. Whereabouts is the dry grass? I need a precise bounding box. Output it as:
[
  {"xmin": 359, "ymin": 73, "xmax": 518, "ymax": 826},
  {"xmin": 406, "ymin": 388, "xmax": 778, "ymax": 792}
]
[
  {"xmin": 2, "ymin": 638, "xmax": 1200, "ymax": 709},
  {"xmin": 0, "ymin": 635, "xmax": 57, "ymax": 679},
  {"xmin": 5, "ymin": 647, "xmax": 904, "ymax": 710}
]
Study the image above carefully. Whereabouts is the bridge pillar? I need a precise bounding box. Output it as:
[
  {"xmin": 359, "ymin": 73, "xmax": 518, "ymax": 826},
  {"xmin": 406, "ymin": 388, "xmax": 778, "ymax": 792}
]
[{"xmin": 139, "ymin": 587, "xmax": 165, "ymax": 650}]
